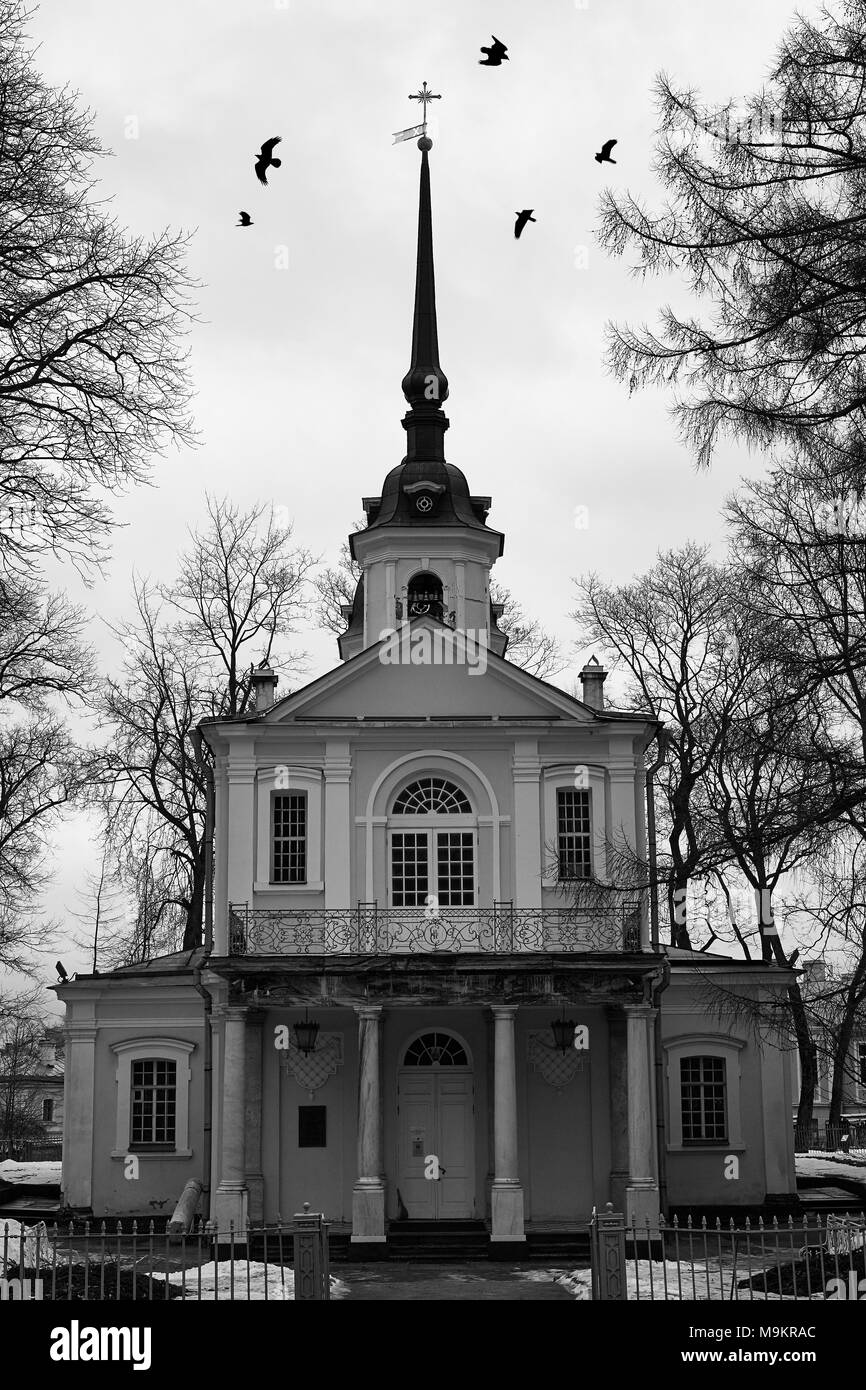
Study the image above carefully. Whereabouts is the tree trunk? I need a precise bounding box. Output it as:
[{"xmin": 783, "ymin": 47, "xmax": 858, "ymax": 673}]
[
  {"xmin": 182, "ymin": 860, "xmax": 204, "ymax": 952},
  {"xmin": 788, "ymin": 981, "xmax": 818, "ymax": 1149}
]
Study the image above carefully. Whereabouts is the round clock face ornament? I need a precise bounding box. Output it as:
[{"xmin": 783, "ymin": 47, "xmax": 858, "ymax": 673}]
[{"xmin": 416, "ymin": 494, "xmax": 433, "ymax": 514}]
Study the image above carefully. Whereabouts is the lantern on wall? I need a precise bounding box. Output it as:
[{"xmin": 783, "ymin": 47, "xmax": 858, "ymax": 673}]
[
  {"xmin": 550, "ymin": 1009, "xmax": 576, "ymax": 1053},
  {"xmin": 293, "ymin": 1008, "xmax": 320, "ymax": 1056}
]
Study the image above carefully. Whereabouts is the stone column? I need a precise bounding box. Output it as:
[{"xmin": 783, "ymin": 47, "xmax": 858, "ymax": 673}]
[
  {"xmin": 324, "ymin": 740, "xmax": 352, "ymax": 909},
  {"xmin": 512, "ymin": 741, "xmax": 542, "ymax": 909},
  {"xmin": 624, "ymin": 1003, "xmax": 660, "ymax": 1227},
  {"xmin": 62, "ymin": 1021, "xmax": 97, "ymax": 1208},
  {"xmin": 490, "ymin": 1005, "xmax": 525, "ymax": 1241},
  {"xmin": 213, "ymin": 1006, "xmax": 249, "ymax": 1238},
  {"xmin": 352, "ymin": 1004, "xmax": 386, "ymax": 1242},
  {"xmin": 244, "ymin": 1010, "xmax": 265, "ymax": 1222},
  {"xmin": 607, "ymin": 1006, "xmax": 629, "ymax": 1212}
]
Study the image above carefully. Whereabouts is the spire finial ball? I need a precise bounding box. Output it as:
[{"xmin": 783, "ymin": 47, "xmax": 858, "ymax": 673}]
[{"xmin": 418, "ymin": 136, "xmax": 433, "ymax": 151}]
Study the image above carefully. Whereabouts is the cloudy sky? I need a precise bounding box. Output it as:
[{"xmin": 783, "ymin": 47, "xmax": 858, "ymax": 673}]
[{"xmin": 15, "ymin": 0, "xmax": 817, "ymax": 997}]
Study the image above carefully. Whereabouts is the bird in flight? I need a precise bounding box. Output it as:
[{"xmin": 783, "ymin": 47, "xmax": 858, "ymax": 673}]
[
  {"xmin": 255, "ymin": 136, "xmax": 282, "ymax": 185},
  {"xmin": 595, "ymin": 139, "xmax": 617, "ymax": 164},
  {"xmin": 479, "ymin": 36, "xmax": 509, "ymax": 66},
  {"xmin": 237, "ymin": 211, "xmax": 253, "ymax": 227},
  {"xmin": 514, "ymin": 209, "xmax": 536, "ymax": 239},
  {"xmin": 55, "ymin": 961, "xmax": 68, "ymax": 981}
]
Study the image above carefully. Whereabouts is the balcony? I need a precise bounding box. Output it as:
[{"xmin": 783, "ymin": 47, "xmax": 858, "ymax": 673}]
[{"xmin": 227, "ymin": 903, "xmax": 643, "ymax": 956}]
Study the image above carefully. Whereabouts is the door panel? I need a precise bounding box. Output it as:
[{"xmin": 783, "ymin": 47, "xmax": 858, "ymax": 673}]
[
  {"xmin": 397, "ymin": 1074, "xmax": 435, "ymax": 1217},
  {"xmin": 397, "ymin": 1070, "xmax": 475, "ymax": 1219},
  {"xmin": 437, "ymin": 1075, "xmax": 474, "ymax": 1217}
]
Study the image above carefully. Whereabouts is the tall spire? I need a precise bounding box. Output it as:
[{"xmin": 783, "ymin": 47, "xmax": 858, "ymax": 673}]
[{"xmin": 401, "ymin": 135, "xmax": 449, "ymax": 463}]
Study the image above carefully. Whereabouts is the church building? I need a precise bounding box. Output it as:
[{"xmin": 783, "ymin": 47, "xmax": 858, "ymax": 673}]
[{"xmin": 57, "ymin": 132, "xmax": 797, "ymax": 1249}]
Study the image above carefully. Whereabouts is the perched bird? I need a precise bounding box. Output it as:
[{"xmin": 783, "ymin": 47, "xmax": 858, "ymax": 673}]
[
  {"xmin": 237, "ymin": 210, "xmax": 253, "ymax": 227},
  {"xmin": 254, "ymin": 136, "xmax": 282, "ymax": 186},
  {"xmin": 55, "ymin": 961, "xmax": 68, "ymax": 981},
  {"xmin": 479, "ymin": 36, "xmax": 509, "ymax": 66},
  {"xmin": 595, "ymin": 139, "xmax": 618, "ymax": 164},
  {"xmin": 514, "ymin": 209, "xmax": 536, "ymax": 239}
]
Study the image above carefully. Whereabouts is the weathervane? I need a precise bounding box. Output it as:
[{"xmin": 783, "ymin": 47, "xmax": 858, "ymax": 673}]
[{"xmin": 393, "ymin": 80, "xmax": 441, "ymax": 145}]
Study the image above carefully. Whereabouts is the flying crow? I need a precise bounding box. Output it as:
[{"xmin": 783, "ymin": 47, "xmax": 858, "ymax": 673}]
[
  {"xmin": 254, "ymin": 136, "xmax": 282, "ymax": 186},
  {"xmin": 237, "ymin": 210, "xmax": 253, "ymax": 227},
  {"xmin": 514, "ymin": 209, "xmax": 536, "ymax": 239},
  {"xmin": 479, "ymin": 36, "xmax": 509, "ymax": 66},
  {"xmin": 595, "ymin": 139, "xmax": 617, "ymax": 164}
]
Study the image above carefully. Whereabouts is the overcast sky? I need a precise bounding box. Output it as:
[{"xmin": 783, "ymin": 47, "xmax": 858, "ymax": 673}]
[{"xmin": 12, "ymin": 0, "xmax": 819, "ymax": 1001}]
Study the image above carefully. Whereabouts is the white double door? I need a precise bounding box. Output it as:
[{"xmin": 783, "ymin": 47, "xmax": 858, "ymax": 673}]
[{"xmin": 397, "ymin": 1070, "xmax": 475, "ymax": 1219}]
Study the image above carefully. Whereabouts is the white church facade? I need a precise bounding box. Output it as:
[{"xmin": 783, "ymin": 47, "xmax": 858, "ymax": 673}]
[{"xmin": 57, "ymin": 135, "xmax": 797, "ymax": 1248}]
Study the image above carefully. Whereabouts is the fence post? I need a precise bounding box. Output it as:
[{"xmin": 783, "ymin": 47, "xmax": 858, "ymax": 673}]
[
  {"xmin": 592, "ymin": 1202, "xmax": 627, "ymax": 1301},
  {"xmin": 293, "ymin": 1203, "xmax": 326, "ymax": 1300}
]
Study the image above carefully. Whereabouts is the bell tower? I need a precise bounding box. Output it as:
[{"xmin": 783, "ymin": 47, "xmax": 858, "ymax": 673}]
[{"xmin": 337, "ymin": 117, "xmax": 506, "ymax": 662}]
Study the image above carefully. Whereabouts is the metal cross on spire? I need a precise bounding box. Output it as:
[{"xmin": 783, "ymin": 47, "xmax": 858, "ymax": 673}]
[{"xmin": 408, "ymin": 81, "xmax": 441, "ymax": 136}]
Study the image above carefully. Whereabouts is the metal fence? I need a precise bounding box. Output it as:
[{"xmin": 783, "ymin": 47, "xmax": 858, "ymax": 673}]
[
  {"xmin": 590, "ymin": 1204, "xmax": 866, "ymax": 1301},
  {"xmin": 228, "ymin": 901, "xmax": 642, "ymax": 955},
  {"xmin": 0, "ymin": 1208, "xmax": 331, "ymax": 1302},
  {"xmin": 794, "ymin": 1119, "xmax": 866, "ymax": 1156}
]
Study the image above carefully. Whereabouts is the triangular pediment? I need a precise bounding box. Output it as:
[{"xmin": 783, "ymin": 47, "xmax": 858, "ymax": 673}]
[{"xmin": 259, "ymin": 622, "xmax": 602, "ymax": 724}]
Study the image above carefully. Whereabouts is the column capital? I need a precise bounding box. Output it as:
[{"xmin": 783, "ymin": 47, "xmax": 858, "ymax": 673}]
[
  {"xmin": 213, "ymin": 1003, "xmax": 250, "ymax": 1023},
  {"xmin": 490, "ymin": 1004, "xmax": 519, "ymax": 1020},
  {"xmin": 354, "ymin": 1003, "xmax": 383, "ymax": 1020},
  {"xmin": 623, "ymin": 1003, "xmax": 657, "ymax": 1021}
]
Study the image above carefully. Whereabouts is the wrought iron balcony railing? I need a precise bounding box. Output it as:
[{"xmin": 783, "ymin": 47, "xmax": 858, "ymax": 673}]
[{"xmin": 227, "ymin": 903, "xmax": 643, "ymax": 956}]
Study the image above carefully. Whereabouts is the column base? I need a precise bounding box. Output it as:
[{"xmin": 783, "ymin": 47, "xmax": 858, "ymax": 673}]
[
  {"xmin": 212, "ymin": 1183, "xmax": 249, "ymax": 1240},
  {"xmin": 490, "ymin": 1183, "xmax": 525, "ymax": 1242},
  {"xmin": 351, "ymin": 1183, "xmax": 386, "ymax": 1242},
  {"xmin": 626, "ymin": 1182, "xmax": 660, "ymax": 1231},
  {"xmin": 246, "ymin": 1172, "xmax": 264, "ymax": 1224},
  {"xmin": 610, "ymin": 1169, "xmax": 629, "ymax": 1213}
]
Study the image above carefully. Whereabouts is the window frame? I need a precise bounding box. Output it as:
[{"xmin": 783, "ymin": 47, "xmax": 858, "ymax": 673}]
[
  {"xmin": 664, "ymin": 1035, "xmax": 746, "ymax": 1152},
  {"xmin": 387, "ymin": 777, "xmax": 477, "ymax": 909},
  {"xmin": 541, "ymin": 766, "xmax": 605, "ymax": 887},
  {"xmin": 255, "ymin": 767, "xmax": 323, "ymax": 892},
  {"xmin": 42, "ymin": 1097, "xmax": 55, "ymax": 1123},
  {"xmin": 271, "ymin": 789, "xmax": 308, "ymax": 885},
  {"xmin": 679, "ymin": 1054, "xmax": 728, "ymax": 1145},
  {"xmin": 554, "ymin": 786, "xmax": 593, "ymax": 881},
  {"xmin": 110, "ymin": 1038, "xmax": 195, "ymax": 1160}
]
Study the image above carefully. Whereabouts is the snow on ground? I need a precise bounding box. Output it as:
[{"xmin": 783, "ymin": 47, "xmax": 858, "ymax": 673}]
[
  {"xmin": 796, "ymin": 1155, "xmax": 866, "ymax": 1182},
  {"xmin": 0, "ymin": 1220, "xmax": 50, "ymax": 1271},
  {"xmin": 0, "ymin": 1160, "xmax": 62, "ymax": 1186},
  {"xmin": 553, "ymin": 1262, "xmax": 824, "ymax": 1302},
  {"xmin": 152, "ymin": 1260, "xmax": 349, "ymax": 1301}
]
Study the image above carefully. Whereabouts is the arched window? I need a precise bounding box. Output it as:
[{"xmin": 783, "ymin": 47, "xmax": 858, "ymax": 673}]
[
  {"xmin": 390, "ymin": 777, "xmax": 475, "ymax": 908},
  {"xmin": 403, "ymin": 1032, "xmax": 469, "ymax": 1067},
  {"xmin": 407, "ymin": 571, "xmax": 444, "ymax": 620},
  {"xmin": 393, "ymin": 778, "xmax": 471, "ymax": 815}
]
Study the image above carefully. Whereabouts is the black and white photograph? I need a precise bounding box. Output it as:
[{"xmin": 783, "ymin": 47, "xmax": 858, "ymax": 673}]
[{"xmin": 0, "ymin": 0, "xmax": 865, "ymax": 1360}]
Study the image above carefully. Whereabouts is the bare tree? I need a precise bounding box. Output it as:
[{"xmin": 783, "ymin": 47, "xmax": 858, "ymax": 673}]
[
  {"xmin": 0, "ymin": 985, "xmax": 50, "ymax": 1156},
  {"xmin": 96, "ymin": 501, "xmax": 313, "ymax": 952},
  {"xmin": 69, "ymin": 842, "xmax": 129, "ymax": 973},
  {"xmin": 0, "ymin": 0, "xmax": 197, "ymax": 579},
  {"xmin": 597, "ymin": 0, "xmax": 866, "ymax": 470},
  {"xmin": 572, "ymin": 543, "xmax": 741, "ymax": 946}
]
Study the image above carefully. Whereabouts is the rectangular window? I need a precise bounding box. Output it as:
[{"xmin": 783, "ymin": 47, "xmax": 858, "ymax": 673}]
[
  {"xmin": 681, "ymin": 1056, "xmax": 727, "ymax": 1144},
  {"xmin": 273, "ymin": 792, "xmax": 307, "ymax": 884},
  {"xmin": 298, "ymin": 1106, "xmax": 327, "ymax": 1148},
  {"xmin": 858, "ymin": 1040, "xmax": 866, "ymax": 1087},
  {"xmin": 42, "ymin": 1098, "xmax": 54, "ymax": 1123},
  {"xmin": 436, "ymin": 831, "xmax": 475, "ymax": 906},
  {"xmin": 391, "ymin": 832, "xmax": 429, "ymax": 907},
  {"xmin": 130, "ymin": 1058, "xmax": 177, "ymax": 1148},
  {"xmin": 556, "ymin": 788, "xmax": 592, "ymax": 880},
  {"xmin": 391, "ymin": 831, "xmax": 475, "ymax": 906}
]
